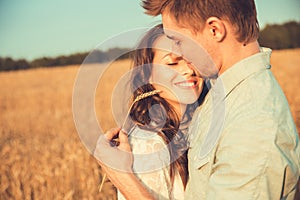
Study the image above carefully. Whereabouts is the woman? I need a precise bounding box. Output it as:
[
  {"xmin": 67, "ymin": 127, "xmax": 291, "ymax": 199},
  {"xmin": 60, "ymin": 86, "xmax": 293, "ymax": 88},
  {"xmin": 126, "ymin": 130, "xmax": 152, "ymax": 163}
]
[{"xmin": 100, "ymin": 24, "xmax": 207, "ymax": 199}]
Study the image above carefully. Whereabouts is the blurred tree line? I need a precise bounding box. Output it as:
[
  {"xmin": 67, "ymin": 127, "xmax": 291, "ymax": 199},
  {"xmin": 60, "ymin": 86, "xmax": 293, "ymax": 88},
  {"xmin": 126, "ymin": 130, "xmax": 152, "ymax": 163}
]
[
  {"xmin": 1, "ymin": 21, "xmax": 299, "ymax": 71},
  {"xmin": 259, "ymin": 21, "xmax": 300, "ymax": 49},
  {"xmin": 0, "ymin": 47, "xmax": 132, "ymax": 71}
]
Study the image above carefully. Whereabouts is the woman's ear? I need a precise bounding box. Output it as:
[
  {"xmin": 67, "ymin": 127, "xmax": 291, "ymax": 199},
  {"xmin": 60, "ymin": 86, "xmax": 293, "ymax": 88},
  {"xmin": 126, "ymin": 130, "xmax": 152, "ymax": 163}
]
[{"xmin": 206, "ymin": 17, "xmax": 226, "ymax": 42}]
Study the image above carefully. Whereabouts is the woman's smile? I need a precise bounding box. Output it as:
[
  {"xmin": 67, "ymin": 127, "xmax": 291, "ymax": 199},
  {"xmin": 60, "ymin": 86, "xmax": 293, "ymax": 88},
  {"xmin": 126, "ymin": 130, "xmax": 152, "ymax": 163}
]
[{"xmin": 174, "ymin": 78, "xmax": 199, "ymax": 89}]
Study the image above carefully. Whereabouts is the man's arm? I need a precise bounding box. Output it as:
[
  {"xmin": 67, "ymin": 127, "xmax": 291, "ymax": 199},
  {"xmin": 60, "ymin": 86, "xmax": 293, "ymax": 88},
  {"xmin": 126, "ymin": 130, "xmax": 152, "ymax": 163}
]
[{"xmin": 94, "ymin": 128, "xmax": 156, "ymax": 200}]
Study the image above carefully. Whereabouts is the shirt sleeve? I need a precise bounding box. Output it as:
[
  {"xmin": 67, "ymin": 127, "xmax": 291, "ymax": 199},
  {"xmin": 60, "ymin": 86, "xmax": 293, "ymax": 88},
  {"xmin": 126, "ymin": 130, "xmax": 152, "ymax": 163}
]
[
  {"xmin": 118, "ymin": 130, "xmax": 172, "ymax": 200},
  {"xmin": 206, "ymin": 105, "xmax": 300, "ymax": 199}
]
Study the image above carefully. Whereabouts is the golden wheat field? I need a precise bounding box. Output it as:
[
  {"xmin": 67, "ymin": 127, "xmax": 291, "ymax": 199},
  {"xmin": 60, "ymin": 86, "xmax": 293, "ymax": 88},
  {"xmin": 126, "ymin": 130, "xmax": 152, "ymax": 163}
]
[{"xmin": 0, "ymin": 49, "xmax": 300, "ymax": 199}]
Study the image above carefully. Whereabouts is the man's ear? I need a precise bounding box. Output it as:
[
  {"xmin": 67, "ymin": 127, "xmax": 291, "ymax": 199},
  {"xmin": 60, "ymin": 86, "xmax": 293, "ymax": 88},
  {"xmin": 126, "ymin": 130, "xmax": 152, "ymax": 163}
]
[{"xmin": 205, "ymin": 17, "xmax": 226, "ymax": 42}]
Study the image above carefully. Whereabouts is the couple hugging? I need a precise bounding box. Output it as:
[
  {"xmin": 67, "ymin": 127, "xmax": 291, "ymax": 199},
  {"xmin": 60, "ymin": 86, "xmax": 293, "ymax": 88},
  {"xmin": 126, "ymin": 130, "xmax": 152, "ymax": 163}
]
[{"xmin": 94, "ymin": 0, "xmax": 300, "ymax": 199}]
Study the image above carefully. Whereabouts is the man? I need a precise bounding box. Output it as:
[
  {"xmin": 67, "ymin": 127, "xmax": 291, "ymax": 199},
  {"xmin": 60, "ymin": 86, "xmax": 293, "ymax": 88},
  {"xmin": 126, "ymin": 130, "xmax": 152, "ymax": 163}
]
[{"xmin": 96, "ymin": 0, "xmax": 300, "ymax": 199}]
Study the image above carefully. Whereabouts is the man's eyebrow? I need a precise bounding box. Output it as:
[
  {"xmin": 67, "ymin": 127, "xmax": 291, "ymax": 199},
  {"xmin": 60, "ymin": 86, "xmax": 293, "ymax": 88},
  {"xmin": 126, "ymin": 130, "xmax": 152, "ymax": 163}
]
[
  {"xmin": 166, "ymin": 35, "xmax": 175, "ymax": 40},
  {"xmin": 166, "ymin": 35, "xmax": 182, "ymax": 43}
]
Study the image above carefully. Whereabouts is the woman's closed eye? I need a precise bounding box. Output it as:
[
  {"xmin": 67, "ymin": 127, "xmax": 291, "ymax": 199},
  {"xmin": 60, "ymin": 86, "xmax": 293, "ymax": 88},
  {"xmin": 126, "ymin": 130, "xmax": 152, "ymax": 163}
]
[{"xmin": 167, "ymin": 62, "xmax": 178, "ymax": 66}]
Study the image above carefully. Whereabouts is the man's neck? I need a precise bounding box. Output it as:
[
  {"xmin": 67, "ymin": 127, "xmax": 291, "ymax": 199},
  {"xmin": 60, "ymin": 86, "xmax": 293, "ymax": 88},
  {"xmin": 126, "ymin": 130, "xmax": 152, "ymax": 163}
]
[{"xmin": 218, "ymin": 40, "xmax": 260, "ymax": 75}]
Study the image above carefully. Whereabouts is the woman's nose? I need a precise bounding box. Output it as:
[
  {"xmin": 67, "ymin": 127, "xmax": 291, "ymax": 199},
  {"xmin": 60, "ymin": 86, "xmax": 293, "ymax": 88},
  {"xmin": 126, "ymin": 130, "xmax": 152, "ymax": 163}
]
[{"xmin": 179, "ymin": 60, "xmax": 194, "ymax": 75}]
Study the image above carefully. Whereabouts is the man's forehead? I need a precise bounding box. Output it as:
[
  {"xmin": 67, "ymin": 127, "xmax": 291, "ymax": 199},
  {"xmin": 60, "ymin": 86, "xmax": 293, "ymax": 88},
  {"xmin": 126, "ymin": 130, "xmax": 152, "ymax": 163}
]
[
  {"xmin": 162, "ymin": 11, "xmax": 197, "ymax": 42},
  {"xmin": 162, "ymin": 11, "xmax": 179, "ymax": 33},
  {"xmin": 162, "ymin": 10, "xmax": 176, "ymax": 27}
]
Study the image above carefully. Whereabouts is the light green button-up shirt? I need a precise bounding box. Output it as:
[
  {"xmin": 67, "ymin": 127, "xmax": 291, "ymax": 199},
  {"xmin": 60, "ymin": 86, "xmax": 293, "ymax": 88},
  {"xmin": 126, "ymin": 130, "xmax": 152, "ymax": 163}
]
[{"xmin": 185, "ymin": 48, "xmax": 300, "ymax": 199}]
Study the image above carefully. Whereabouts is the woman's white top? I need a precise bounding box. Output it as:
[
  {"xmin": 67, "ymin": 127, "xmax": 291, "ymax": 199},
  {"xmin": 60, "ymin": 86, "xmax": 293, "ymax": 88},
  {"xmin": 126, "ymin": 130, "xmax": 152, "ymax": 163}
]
[{"xmin": 117, "ymin": 125, "xmax": 185, "ymax": 200}]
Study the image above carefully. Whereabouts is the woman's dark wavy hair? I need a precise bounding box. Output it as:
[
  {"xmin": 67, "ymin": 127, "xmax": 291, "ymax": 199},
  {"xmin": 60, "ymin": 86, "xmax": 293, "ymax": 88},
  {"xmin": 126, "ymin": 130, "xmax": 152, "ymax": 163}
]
[{"xmin": 129, "ymin": 24, "xmax": 208, "ymax": 189}]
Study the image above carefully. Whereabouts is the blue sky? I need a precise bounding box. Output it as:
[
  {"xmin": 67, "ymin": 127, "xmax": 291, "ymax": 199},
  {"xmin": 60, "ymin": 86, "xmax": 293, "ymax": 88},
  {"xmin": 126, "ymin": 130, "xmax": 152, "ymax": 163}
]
[{"xmin": 0, "ymin": 0, "xmax": 299, "ymax": 61}]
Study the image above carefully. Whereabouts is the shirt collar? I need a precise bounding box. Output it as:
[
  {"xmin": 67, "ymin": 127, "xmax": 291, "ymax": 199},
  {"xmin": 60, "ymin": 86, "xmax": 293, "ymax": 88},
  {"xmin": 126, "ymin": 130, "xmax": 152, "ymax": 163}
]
[{"xmin": 209, "ymin": 47, "xmax": 272, "ymax": 97}]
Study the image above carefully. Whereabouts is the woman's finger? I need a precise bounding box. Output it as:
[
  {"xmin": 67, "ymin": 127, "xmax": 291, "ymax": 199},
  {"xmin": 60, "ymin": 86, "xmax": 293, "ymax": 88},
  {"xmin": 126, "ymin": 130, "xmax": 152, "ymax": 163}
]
[
  {"xmin": 118, "ymin": 130, "xmax": 131, "ymax": 152},
  {"xmin": 94, "ymin": 129, "xmax": 133, "ymax": 172},
  {"xmin": 104, "ymin": 127, "xmax": 121, "ymax": 140}
]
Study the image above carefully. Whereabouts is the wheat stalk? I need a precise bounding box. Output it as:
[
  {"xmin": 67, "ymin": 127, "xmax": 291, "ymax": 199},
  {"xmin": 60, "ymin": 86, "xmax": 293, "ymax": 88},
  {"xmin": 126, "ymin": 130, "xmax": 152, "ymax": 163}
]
[
  {"xmin": 99, "ymin": 89, "xmax": 161, "ymax": 193},
  {"xmin": 133, "ymin": 89, "xmax": 161, "ymax": 104},
  {"xmin": 98, "ymin": 173, "xmax": 107, "ymax": 192},
  {"xmin": 121, "ymin": 89, "xmax": 161, "ymax": 134}
]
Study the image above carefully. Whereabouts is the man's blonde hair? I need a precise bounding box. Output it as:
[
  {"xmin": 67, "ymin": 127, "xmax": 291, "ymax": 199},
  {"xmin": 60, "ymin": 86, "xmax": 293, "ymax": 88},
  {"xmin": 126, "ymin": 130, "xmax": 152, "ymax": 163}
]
[{"xmin": 142, "ymin": 0, "xmax": 259, "ymax": 44}]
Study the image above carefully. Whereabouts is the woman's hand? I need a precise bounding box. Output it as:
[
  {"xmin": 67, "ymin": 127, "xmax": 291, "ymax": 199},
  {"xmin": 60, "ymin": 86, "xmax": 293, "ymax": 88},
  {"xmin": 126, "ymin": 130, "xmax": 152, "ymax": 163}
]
[
  {"xmin": 94, "ymin": 128, "xmax": 156, "ymax": 199},
  {"xmin": 94, "ymin": 127, "xmax": 133, "ymax": 172}
]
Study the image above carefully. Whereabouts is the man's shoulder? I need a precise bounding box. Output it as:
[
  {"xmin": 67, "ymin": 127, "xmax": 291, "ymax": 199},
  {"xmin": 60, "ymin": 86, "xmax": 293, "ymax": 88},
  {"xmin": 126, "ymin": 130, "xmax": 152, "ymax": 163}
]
[
  {"xmin": 222, "ymin": 68, "xmax": 295, "ymax": 134},
  {"xmin": 227, "ymin": 68, "xmax": 287, "ymax": 109}
]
